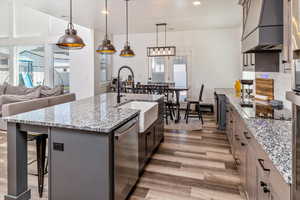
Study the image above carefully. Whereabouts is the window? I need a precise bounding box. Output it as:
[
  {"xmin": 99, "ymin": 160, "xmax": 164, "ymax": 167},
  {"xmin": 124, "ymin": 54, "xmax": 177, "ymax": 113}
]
[
  {"xmin": 53, "ymin": 46, "xmax": 70, "ymax": 93},
  {"xmin": 151, "ymin": 57, "xmax": 166, "ymax": 82},
  {"xmin": 100, "ymin": 54, "xmax": 112, "ymax": 82},
  {"xmin": 16, "ymin": 45, "xmax": 45, "ymax": 87},
  {"xmin": 149, "ymin": 55, "xmax": 188, "ymax": 101},
  {"xmin": 0, "ymin": 47, "xmax": 10, "ymax": 83},
  {"xmin": 173, "ymin": 56, "xmax": 188, "ymax": 101}
]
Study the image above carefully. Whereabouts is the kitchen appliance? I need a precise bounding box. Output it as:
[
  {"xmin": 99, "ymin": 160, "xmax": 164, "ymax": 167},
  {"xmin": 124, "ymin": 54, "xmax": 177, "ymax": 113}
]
[
  {"xmin": 240, "ymin": 80, "xmax": 254, "ymax": 107},
  {"xmin": 241, "ymin": 0, "xmax": 283, "ymax": 53},
  {"xmin": 114, "ymin": 118, "xmax": 139, "ymax": 200}
]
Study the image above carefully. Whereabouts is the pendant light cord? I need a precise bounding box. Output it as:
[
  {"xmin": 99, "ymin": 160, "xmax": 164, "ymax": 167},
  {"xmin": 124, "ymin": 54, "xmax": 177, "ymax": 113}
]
[
  {"xmin": 156, "ymin": 24, "xmax": 158, "ymax": 47},
  {"xmin": 105, "ymin": 0, "xmax": 108, "ymax": 39},
  {"xmin": 126, "ymin": 0, "xmax": 129, "ymax": 45},
  {"xmin": 164, "ymin": 24, "xmax": 167, "ymax": 47},
  {"xmin": 70, "ymin": 0, "xmax": 72, "ymax": 25}
]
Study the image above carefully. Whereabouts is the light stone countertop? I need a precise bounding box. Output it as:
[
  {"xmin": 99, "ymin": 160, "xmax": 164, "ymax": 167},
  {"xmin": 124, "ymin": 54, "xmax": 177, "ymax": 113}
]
[
  {"xmin": 215, "ymin": 88, "xmax": 292, "ymax": 185},
  {"xmin": 4, "ymin": 93, "xmax": 164, "ymax": 133}
]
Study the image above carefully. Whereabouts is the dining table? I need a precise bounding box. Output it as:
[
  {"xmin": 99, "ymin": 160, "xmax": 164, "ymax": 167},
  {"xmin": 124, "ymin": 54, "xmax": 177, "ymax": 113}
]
[{"xmin": 123, "ymin": 84, "xmax": 189, "ymax": 123}]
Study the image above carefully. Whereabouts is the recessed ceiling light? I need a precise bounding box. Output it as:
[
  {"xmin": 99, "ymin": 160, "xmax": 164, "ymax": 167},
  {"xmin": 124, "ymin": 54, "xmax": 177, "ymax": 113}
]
[
  {"xmin": 193, "ymin": 1, "xmax": 201, "ymax": 6},
  {"xmin": 101, "ymin": 10, "xmax": 109, "ymax": 15}
]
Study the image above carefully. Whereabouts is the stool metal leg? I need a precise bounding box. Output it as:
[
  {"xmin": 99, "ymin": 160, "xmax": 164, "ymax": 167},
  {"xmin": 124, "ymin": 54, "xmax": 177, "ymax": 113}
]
[{"xmin": 36, "ymin": 135, "xmax": 47, "ymax": 198}]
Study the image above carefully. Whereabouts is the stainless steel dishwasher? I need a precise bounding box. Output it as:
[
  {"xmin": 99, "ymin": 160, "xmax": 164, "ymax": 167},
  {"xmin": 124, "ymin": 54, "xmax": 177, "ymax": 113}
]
[{"xmin": 114, "ymin": 117, "xmax": 139, "ymax": 200}]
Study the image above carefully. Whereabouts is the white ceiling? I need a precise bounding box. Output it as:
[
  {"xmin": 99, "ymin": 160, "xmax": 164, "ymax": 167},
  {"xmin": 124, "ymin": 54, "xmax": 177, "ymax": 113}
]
[{"xmin": 20, "ymin": 0, "xmax": 242, "ymax": 34}]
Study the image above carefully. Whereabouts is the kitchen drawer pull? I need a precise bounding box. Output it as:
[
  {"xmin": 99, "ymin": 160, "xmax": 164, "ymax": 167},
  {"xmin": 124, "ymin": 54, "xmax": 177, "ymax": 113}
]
[
  {"xmin": 260, "ymin": 181, "xmax": 270, "ymax": 193},
  {"xmin": 234, "ymin": 135, "xmax": 240, "ymax": 141},
  {"xmin": 243, "ymin": 131, "xmax": 251, "ymax": 139},
  {"xmin": 258, "ymin": 159, "xmax": 270, "ymax": 172},
  {"xmin": 235, "ymin": 158, "xmax": 241, "ymax": 165}
]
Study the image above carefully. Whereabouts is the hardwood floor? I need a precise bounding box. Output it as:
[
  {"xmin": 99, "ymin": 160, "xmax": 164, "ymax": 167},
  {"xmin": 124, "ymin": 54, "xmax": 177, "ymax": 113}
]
[{"xmin": 129, "ymin": 115, "xmax": 245, "ymax": 200}]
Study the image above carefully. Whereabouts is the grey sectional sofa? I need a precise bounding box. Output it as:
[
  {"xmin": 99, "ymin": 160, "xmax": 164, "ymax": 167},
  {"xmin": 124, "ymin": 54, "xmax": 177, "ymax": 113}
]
[{"xmin": 0, "ymin": 84, "xmax": 75, "ymax": 130}]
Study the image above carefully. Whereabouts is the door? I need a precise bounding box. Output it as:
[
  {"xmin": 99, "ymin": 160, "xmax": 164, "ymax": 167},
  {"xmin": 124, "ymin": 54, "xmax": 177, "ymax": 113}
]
[{"xmin": 149, "ymin": 55, "xmax": 188, "ymax": 101}]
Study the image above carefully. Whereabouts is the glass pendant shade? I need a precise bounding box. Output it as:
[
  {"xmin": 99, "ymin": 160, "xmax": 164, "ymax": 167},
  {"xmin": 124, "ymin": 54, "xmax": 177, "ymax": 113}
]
[
  {"xmin": 57, "ymin": 24, "xmax": 85, "ymax": 50},
  {"xmin": 96, "ymin": 38, "xmax": 116, "ymax": 54},
  {"xmin": 120, "ymin": 43, "xmax": 135, "ymax": 57},
  {"xmin": 57, "ymin": 0, "xmax": 85, "ymax": 50}
]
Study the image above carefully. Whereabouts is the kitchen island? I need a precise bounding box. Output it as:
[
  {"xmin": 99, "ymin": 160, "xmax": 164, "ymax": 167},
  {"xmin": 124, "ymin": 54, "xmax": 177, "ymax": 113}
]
[
  {"xmin": 4, "ymin": 93, "xmax": 164, "ymax": 200},
  {"xmin": 215, "ymin": 88, "xmax": 292, "ymax": 200}
]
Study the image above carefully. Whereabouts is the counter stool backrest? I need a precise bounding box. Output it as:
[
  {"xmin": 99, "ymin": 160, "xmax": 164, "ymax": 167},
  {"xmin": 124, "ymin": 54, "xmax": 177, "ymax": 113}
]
[{"xmin": 199, "ymin": 84, "xmax": 204, "ymax": 102}]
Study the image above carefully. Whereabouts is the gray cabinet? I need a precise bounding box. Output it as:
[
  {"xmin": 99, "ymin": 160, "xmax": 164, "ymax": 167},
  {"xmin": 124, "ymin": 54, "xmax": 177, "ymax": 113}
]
[
  {"xmin": 283, "ymin": 0, "xmax": 292, "ymax": 69},
  {"xmin": 138, "ymin": 119, "xmax": 164, "ymax": 173},
  {"xmin": 225, "ymin": 102, "xmax": 291, "ymax": 200}
]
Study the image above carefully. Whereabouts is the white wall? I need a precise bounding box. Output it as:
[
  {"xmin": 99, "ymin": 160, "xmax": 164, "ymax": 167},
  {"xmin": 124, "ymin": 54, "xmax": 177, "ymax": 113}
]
[
  {"xmin": 112, "ymin": 28, "xmax": 242, "ymax": 101},
  {"xmin": 0, "ymin": 2, "xmax": 103, "ymax": 100}
]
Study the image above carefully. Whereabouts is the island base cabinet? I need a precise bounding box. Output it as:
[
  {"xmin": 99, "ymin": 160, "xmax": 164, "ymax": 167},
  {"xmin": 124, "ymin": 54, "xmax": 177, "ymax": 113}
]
[
  {"xmin": 138, "ymin": 119, "xmax": 164, "ymax": 174},
  {"xmin": 224, "ymin": 100, "xmax": 291, "ymax": 200},
  {"xmin": 50, "ymin": 128, "xmax": 112, "ymax": 200}
]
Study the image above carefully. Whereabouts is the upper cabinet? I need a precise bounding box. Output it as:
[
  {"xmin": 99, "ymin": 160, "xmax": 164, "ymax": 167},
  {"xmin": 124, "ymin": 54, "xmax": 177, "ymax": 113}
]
[{"xmin": 282, "ymin": 0, "xmax": 292, "ymax": 72}]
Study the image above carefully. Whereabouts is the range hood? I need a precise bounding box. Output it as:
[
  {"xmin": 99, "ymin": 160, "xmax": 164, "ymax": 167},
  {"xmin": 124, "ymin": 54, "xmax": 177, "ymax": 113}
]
[{"xmin": 242, "ymin": 0, "xmax": 283, "ymax": 53}]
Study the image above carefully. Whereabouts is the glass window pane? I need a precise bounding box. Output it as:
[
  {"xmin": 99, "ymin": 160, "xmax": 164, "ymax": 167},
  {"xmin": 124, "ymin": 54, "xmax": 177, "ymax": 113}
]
[
  {"xmin": 151, "ymin": 57, "xmax": 165, "ymax": 82},
  {"xmin": 173, "ymin": 56, "xmax": 188, "ymax": 101},
  {"xmin": 16, "ymin": 46, "xmax": 45, "ymax": 87},
  {"xmin": 100, "ymin": 54, "xmax": 111, "ymax": 82},
  {"xmin": 0, "ymin": 47, "xmax": 10, "ymax": 84},
  {"xmin": 53, "ymin": 46, "xmax": 70, "ymax": 93}
]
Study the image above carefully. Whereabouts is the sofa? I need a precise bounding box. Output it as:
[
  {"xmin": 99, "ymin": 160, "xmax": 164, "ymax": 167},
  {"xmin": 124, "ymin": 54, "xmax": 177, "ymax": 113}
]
[{"xmin": 0, "ymin": 83, "xmax": 76, "ymax": 130}]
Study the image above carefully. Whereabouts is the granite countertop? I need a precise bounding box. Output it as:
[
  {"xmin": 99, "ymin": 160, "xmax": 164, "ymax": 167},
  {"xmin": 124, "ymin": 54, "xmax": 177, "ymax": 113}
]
[
  {"xmin": 4, "ymin": 93, "xmax": 164, "ymax": 133},
  {"xmin": 215, "ymin": 88, "xmax": 292, "ymax": 185}
]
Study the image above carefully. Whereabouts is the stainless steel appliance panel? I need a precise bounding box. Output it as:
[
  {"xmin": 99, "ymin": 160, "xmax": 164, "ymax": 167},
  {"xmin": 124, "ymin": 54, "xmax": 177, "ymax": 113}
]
[{"xmin": 114, "ymin": 118, "xmax": 139, "ymax": 200}]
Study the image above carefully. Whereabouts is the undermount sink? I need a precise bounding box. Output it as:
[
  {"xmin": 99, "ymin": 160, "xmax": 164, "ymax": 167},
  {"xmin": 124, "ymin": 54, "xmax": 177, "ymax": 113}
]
[{"xmin": 120, "ymin": 101, "xmax": 158, "ymax": 132}]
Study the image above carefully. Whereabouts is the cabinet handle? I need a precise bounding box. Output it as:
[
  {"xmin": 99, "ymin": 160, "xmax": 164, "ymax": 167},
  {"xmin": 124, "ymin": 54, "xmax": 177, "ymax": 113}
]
[
  {"xmin": 250, "ymin": 54, "xmax": 255, "ymax": 66},
  {"xmin": 241, "ymin": 142, "xmax": 246, "ymax": 146},
  {"xmin": 230, "ymin": 120, "xmax": 233, "ymax": 123},
  {"xmin": 243, "ymin": 131, "xmax": 251, "ymax": 139},
  {"xmin": 260, "ymin": 181, "xmax": 270, "ymax": 193},
  {"xmin": 235, "ymin": 158, "xmax": 241, "ymax": 165},
  {"xmin": 258, "ymin": 159, "xmax": 270, "ymax": 172},
  {"xmin": 235, "ymin": 135, "xmax": 240, "ymax": 141}
]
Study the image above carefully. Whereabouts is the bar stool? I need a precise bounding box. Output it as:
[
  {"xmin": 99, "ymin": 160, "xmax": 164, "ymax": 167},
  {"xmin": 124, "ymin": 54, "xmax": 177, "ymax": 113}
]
[
  {"xmin": 28, "ymin": 133, "xmax": 48, "ymax": 198},
  {"xmin": 184, "ymin": 84, "xmax": 204, "ymax": 124}
]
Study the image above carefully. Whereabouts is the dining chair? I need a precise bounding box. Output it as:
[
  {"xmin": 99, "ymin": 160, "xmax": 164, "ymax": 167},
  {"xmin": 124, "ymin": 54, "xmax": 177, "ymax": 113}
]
[{"xmin": 184, "ymin": 84, "xmax": 204, "ymax": 124}]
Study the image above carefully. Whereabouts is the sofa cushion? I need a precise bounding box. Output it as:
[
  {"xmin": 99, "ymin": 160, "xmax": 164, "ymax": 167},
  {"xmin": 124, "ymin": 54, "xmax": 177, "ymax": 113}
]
[
  {"xmin": 5, "ymin": 84, "xmax": 41, "ymax": 95},
  {"xmin": 40, "ymin": 85, "xmax": 64, "ymax": 97},
  {"xmin": 0, "ymin": 83, "xmax": 7, "ymax": 95},
  {"xmin": 0, "ymin": 88, "xmax": 41, "ymax": 115}
]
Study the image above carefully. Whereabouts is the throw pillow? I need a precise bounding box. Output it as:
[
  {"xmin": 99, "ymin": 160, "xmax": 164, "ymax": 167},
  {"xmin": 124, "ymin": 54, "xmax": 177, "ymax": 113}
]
[
  {"xmin": 5, "ymin": 84, "xmax": 41, "ymax": 95},
  {"xmin": 40, "ymin": 85, "xmax": 64, "ymax": 97},
  {"xmin": 0, "ymin": 82, "xmax": 8, "ymax": 95}
]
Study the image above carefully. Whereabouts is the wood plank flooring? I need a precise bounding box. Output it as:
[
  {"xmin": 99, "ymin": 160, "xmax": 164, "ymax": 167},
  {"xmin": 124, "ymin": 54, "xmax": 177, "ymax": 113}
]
[{"xmin": 129, "ymin": 115, "xmax": 245, "ymax": 200}]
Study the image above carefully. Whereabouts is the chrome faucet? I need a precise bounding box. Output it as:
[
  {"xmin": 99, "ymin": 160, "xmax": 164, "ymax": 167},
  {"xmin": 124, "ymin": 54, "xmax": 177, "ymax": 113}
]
[{"xmin": 117, "ymin": 66, "xmax": 135, "ymax": 103}]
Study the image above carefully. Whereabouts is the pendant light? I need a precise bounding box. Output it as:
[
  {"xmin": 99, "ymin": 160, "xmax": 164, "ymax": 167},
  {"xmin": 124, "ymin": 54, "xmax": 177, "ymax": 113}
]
[
  {"xmin": 147, "ymin": 23, "xmax": 176, "ymax": 57},
  {"xmin": 96, "ymin": 0, "xmax": 116, "ymax": 54},
  {"xmin": 57, "ymin": 0, "xmax": 85, "ymax": 50},
  {"xmin": 120, "ymin": 0, "xmax": 135, "ymax": 57}
]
